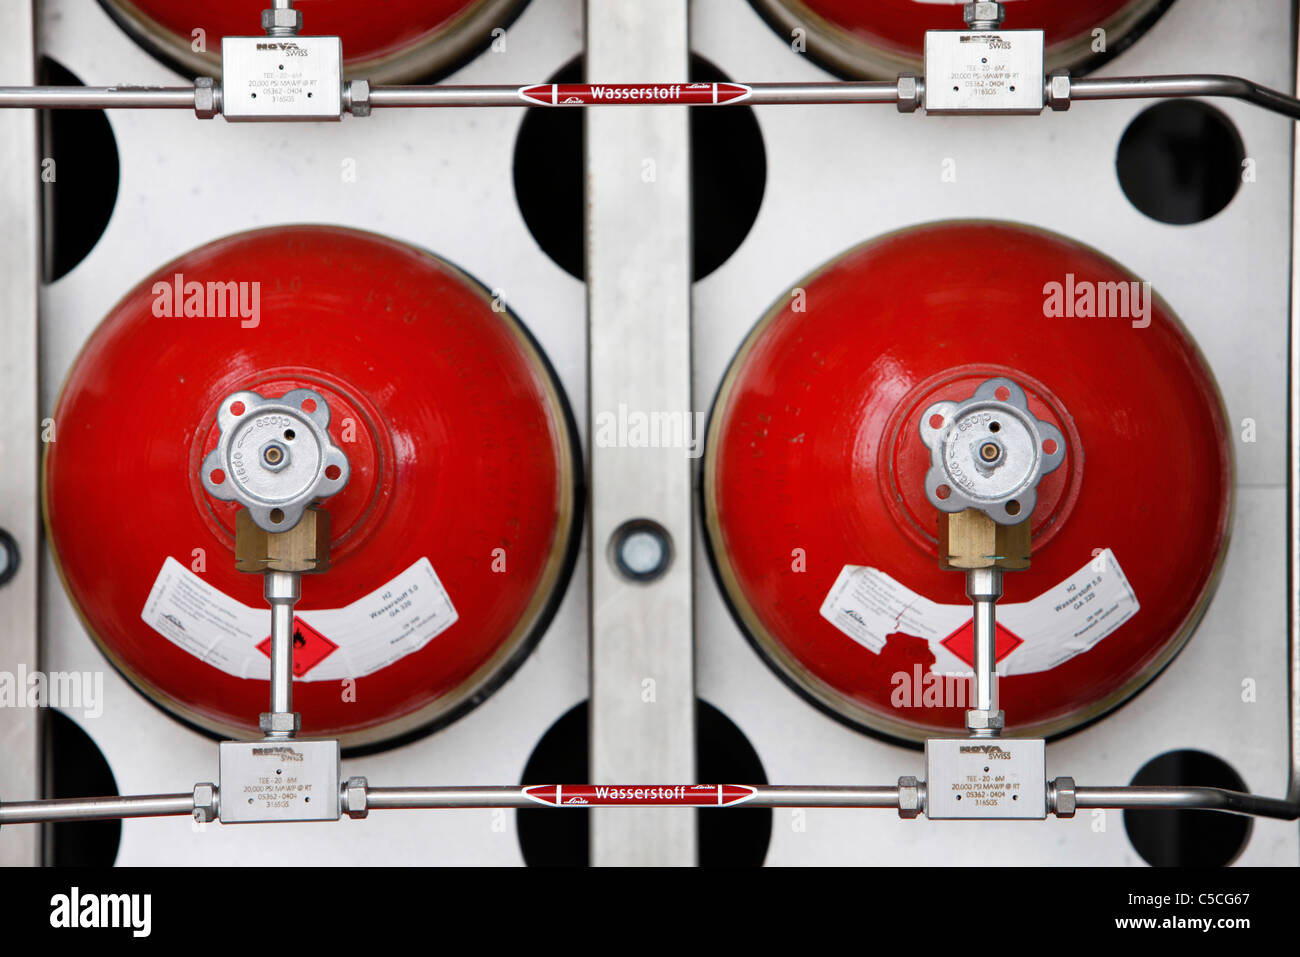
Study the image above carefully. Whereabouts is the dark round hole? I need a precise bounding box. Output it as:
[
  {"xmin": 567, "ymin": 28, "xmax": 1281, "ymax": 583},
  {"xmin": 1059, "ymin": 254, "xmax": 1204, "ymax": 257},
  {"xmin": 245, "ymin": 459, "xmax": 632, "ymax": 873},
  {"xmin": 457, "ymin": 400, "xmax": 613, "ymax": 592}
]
[
  {"xmin": 283, "ymin": 429, "xmax": 295, "ymax": 441},
  {"xmin": 518, "ymin": 700, "xmax": 771, "ymax": 867},
  {"xmin": 989, "ymin": 422, "xmax": 1000, "ymax": 433},
  {"xmin": 269, "ymin": 508, "xmax": 285, "ymax": 524},
  {"xmin": 38, "ymin": 57, "xmax": 120, "ymax": 282},
  {"xmin": 46, "ymin": 710, "xmax": 121, "ymax": 866},
  {"xmin": 1123, "ymin": 749, "xmax": 1252, "ymax": 867},
  {"xmin": 609, "ymin": 518, "xmax": 673, "ymax": 583},
  {"xmin": 513, "ymin": 54, "xmax": 766, "ymax": 281},
  {"xmin": 0, "ymin": 527, "xmax": 20, "ymax": 587},
  {"xmin": 1117, "ymin": 100, "xmax": 1245, "ymax": 225}
]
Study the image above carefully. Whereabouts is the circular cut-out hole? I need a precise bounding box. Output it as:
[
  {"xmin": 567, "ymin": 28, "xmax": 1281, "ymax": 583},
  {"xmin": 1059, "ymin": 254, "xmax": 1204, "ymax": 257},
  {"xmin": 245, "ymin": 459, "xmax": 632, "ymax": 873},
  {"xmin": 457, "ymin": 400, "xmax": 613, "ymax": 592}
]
[
  {"xmin": 209, "ymin": 469, "xmax": 226, "ymax": 485},
  {"xmin": 46, "ymin": 710, "xmax": 121, "ymax": 865},
  {"xmin": 1006, "ymin": 500, "xmax": 1021, "ymax": 516},
  {"xmin": 928, "ymin": 413, "xmax": 945, "ymax": 429},
  {"xmin": 39, "ymin": 57, "xmax": 120, "ymax": 283},
  {"xmin": 518, "ymin": 700, "xmax": 771, "ymax": 867},
  {"xmin": 936, "ymin": 484, "xmax": 951, "ymax": 500},
  {"xmin": 1043, "ymin": 438, "xmax": 1058, "ymax": 455},
  {"xmin": 0, "ymin": 528, "xmax": 19, "ymax": 587},
  {"xmin": 994, "ymin": 386, "xmax": 1011, "ymax": 401},
  {"xmin": 229, "ymin": 401, "xmax": 246, "ymax": 416},
  {"xmin": 301, "ymin": 398, "xmax": 318, "ymax": 413},
  {"xmin": 1124, "ymin": 750, "xmax": 1252, "ymax": 867},
  {"xmin": 284, "ymin": 429, "xmax": 296, "ymax": 440},
  {"xmin": 609, "ymin": 519, "xmax": 673, "ymax": 583},
  {"xmin": 1117, "ymin": 100, "xmax": 1245, "ymax": 225},
  {"xmin": 514, "ymin": 55, "xmax": 766, "ymax": 281},
  {"xmin": 325, "ymin": 464, "xmax": 342, "ymax": 481},
  {"xmin": 989, "ymin": 421, "xmax": 1001, "ymax": 432},
  {"xmin": 269, "ymin": 508, "xmax": 285, "ymax": 525}
]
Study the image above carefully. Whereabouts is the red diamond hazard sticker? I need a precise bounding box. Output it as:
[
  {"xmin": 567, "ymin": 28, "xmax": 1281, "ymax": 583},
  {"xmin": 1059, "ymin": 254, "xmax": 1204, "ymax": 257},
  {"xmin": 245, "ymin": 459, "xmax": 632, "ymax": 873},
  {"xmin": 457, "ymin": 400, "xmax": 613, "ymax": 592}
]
[
  {"xmin": 940, "ymin": 618, "xmax": 1024, "ymax": 667},
  {"xmin": 257, "ymin": 616, "xmax": 338, "ymax": 677}
]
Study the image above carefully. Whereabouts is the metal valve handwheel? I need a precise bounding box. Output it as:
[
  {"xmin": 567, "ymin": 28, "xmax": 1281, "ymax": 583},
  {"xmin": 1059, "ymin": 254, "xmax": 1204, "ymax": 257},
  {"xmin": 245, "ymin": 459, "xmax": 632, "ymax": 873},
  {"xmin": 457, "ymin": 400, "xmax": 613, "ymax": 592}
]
[
  {"xmin": 200, "ymin": 388, "xmax": 350, "ymax": 532},
  {"xmin": 920, "ymin": 377, "xmax": 1066, "ymax": 524}
]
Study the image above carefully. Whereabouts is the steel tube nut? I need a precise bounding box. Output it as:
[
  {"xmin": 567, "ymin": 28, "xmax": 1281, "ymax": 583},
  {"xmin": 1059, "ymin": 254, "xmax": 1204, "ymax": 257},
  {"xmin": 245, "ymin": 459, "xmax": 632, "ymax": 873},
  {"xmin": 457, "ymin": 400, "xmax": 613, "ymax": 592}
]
[
  {"xmin": 966, "ymin": 708, "xmax": 1006, "ymax": 732},
  {"xmin": 194, "ymin": 77, "xmax": 219, "ymax": 119},
  {"xmin": 1052, "ymin": 776, "xmax": 1077, "ymax": 818},
  {"xmin": 193, "ymin": 782, "xmax": 219, "ymax": 823},
  {"xmin": 898, "ymin": 775, "xmax": 924, "ymax": 819},
  {"xmin": 348, "ymin": 79, "xmax": 372, "ymax": 117},
  {"xmin": 964, "ymin": 2, "xmax": 1006, "ymax": 28},
  {"xmin": 262, "ymin": 7, "xmax": 303, "ymax": 35},
  {"xmin": 343, "ymin": 776, "xmax": 369, "ymax": 819},
  {"xmin": 896, "ymin": 74, "xmax": 921, "ymax": 114},
  {"xmin": 1048, "ymin": 72, "xmax": 1072, "ymax": 111},
  {"xmin": 259, "ymin": 711, "xmax": 302, "ymax": 735}
]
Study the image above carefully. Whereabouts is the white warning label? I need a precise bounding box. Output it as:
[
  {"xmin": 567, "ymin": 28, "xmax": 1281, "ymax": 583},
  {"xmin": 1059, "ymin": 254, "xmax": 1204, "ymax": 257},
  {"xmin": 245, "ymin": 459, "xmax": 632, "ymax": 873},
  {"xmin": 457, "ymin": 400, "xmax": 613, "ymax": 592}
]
[
  {"xmin": 141, "ymin": 556, "xmax": 458, "ymax": 681},
  {"xmin": 819, "ymin": 549, "xmax": 1139, "ymax": 676}
]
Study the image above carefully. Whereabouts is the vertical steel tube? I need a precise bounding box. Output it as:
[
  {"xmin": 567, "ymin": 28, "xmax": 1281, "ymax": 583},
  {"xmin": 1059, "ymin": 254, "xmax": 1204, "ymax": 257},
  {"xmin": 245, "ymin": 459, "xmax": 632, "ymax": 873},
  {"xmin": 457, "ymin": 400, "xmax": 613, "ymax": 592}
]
[
  {"xmin": 1289, "ymin": 20, "xmax": 1300, "ymax": 803},
  {"xmin": 0, "ymin": 0, "xmax": 40, "ymax": 868},
  {"xmin": 264, "ymin": 571, "xmax": 300, "ymax": 725},
  {"xmin": 966, "ymin": 567, "xmax": 1003, "ymax": 729}
]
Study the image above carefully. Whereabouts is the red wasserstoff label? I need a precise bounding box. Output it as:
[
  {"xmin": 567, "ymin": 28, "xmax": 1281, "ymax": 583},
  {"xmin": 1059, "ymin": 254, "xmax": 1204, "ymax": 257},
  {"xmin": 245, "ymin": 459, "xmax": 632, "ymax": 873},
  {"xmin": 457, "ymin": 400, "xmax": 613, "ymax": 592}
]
[
  {"xmin": 518, "ymin": 83, "xmax": 751, "ymax": 106},
  {"xmin": 523, "ymin": 784, "xmax": 757, "ymax": 807}
]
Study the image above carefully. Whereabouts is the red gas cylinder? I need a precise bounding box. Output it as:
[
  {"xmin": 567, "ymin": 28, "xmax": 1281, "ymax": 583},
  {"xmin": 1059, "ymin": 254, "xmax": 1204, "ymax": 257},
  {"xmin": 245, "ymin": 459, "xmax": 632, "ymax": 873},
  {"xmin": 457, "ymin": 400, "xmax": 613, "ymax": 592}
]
[
  {"xmin": 749, "ymin": 0, "xmax": 1172, "ymax": 78},
  {"xmin": 703, "ymin": 221, "xmax": 1231, "ymax": 741},
  {"xmin": 100, "ymin": 0, "xmax": 524, "ymax": 82},
  {"xmin": 45, "ymin": 225, "xmax": 579, "ymax": 749}
]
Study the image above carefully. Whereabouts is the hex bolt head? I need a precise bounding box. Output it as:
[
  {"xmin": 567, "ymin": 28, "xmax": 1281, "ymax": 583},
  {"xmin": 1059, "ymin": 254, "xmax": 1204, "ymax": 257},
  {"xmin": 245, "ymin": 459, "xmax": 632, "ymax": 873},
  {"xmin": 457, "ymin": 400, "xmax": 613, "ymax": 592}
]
[
  {"xmin": 193, "ymin": 782, "xmax": 219, "ymax": 823},
  {"xmin": 262, "ymin": 7, "xmax": 303, "ymax": 35},
  {"xmin": 898, "ymin": 775, "xmax": 924, "ymax": 819},
  {"xmin": 964, "ymin": 2, "xmax": 1006, "ymax": 28},
  {"xmin": 896, "ymin": 74, "xmax": 922, "ymax": 114},
  {"xmin": 966, "ymin": 708, "xmax": 1006, "ymax": 732},
  {"xmin": 1048, "ymin": 72, "xmax": 1072, "ymax": 111},
  {"xmin": 259, "ymin": 711, "xmax": 302, "ymax": 735},
  {"xmin": 343, "ymin": 776, "xmax": 370, "ymax": 819},
  {"xmin": 194, "ymin": 76, "xmax": 219, "ymax": 119},
  {"xmin": 1052, "ymin": 776, "xmax": 1078, "ymax": 818}
]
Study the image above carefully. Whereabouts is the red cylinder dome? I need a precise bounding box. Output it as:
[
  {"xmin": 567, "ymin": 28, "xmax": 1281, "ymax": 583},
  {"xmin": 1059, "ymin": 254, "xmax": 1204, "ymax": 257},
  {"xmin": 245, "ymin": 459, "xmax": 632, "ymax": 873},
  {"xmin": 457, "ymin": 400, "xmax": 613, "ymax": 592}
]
[
  {"xmin": 44, "ymin": 225, "xmax": 579, "ymax": 748},
  {"xmin": 703, "ymin": 221, "xmax": 1231, "ymax": 741},
  {"xmin": 749, "ymin": 0, "xmax": 1172, "ymax": 78},
  {"xmin": 99, "ymin": 0, "xmax": 525, "ymax": 82}
]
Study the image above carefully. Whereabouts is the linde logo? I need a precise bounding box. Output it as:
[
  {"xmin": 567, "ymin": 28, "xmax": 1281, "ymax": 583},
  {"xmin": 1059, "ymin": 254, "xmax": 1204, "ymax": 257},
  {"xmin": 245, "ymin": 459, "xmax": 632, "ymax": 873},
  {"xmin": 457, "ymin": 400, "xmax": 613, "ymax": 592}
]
[
  {"xmin": 50, "ymin": 887, "xmax": 151, "ymax": 938},
  {"xmin": 1042, "ymin": 273, "xmax": 1152, "ymax": 328},
  {"xmin": 152, "ymin": 273, "xmax": 261, "ymax": 328},
  {"xmin": 0, "ymin": 666, "xmax": 103, "ymax": 718},
  {"xmin": 594, "ymin": 403, "xmax": 704, "ymax": 459}
]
